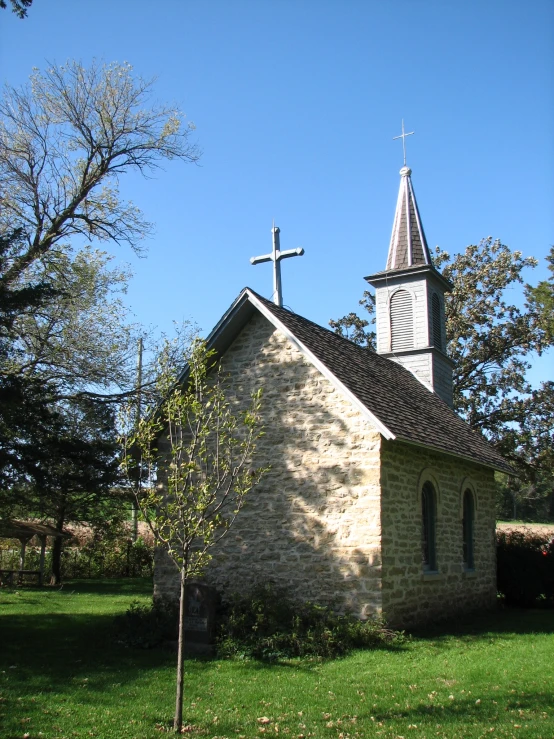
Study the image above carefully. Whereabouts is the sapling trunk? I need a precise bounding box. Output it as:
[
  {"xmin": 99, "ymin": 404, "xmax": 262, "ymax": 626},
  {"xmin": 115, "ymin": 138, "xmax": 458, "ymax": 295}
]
[{"xmin": 174, "ymin": 568, "xmax": 187, "ymax": 732}]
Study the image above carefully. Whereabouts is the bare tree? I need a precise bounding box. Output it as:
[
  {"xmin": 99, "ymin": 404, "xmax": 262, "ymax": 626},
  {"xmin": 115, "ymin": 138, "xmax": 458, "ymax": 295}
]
[{"xmin": 0, "ymin": 59, "xmax": 200, "ymax": 285}]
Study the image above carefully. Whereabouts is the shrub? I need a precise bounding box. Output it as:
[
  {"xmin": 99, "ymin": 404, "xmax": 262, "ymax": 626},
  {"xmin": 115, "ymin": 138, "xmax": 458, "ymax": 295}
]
[
  {"xmin": 0, "ymin": 525, "xmax": 154, "ymax": 582},
  {"xmin": 216, "ymin": 582, "xmax": 404, "ymax": 660},
  {"xmin": 61, "ymin": 531, "xmax": 153, "ymax": 579},
  {"xmin": 496, "ymin": 530, "xmax": 554, "ymax": 607},
  {"xmin": 114, "ymin": 598, "xmax": 179, "ymax": 649}
]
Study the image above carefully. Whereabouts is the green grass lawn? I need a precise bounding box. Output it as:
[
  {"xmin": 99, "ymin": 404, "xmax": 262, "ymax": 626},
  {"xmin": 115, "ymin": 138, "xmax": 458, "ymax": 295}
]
[{"xmin": 1, "ymin": 580, "xmax": 553, "ymax": 739}]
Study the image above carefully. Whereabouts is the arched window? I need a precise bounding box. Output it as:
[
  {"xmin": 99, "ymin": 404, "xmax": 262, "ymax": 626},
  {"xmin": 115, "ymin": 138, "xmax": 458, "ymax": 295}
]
[
  {"xmin": 432, "ymin": 293, "xmax": 442, "ymax": 350},
  {"xmin": 421, "ymin": 481, "xmax": 437, "ymax": 571},
  {"xmin": 390, "ymin": 289, "xmax": 414, "ymax": 351},
  {"xmin": 462, "ymin": 488, "xmax": 475, "ymax": 570}
]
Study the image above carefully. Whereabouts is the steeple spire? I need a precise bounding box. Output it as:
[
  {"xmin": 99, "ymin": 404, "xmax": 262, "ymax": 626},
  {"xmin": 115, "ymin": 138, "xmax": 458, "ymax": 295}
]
[
  {"xmin": 364, "ymin": 140, "xmax": 455, "ymax": 407},
  {"xmin": 386, "ymin": 165, "xmax": 433, "ymax": 271}
]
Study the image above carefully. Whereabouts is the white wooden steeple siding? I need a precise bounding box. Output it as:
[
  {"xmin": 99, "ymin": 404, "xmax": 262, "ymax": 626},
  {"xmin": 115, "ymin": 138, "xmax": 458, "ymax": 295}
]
[{"xmin": 365, "ymin": 165, "xmax": 455, "ymax": 407}]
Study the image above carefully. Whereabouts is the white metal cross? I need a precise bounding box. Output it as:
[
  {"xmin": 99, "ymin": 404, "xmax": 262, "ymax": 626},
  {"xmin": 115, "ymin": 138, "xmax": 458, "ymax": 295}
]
[
  {"xmin": 393, "ymin": 119, "xmax": 414, "ymax": 166},
  {"xmin": 250, "ymin": 223, "xmax": 304, "ymax": 307}
]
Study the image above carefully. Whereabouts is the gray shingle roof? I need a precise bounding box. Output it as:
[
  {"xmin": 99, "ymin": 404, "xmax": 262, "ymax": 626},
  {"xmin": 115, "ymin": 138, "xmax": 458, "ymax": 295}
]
[
  {"xmin": 220, "ymin": 289, "xmax": 511, "ymax": 474},
  {"xmin": 386, "ymin": 166, "xmax": 433, "ymax": 270}
]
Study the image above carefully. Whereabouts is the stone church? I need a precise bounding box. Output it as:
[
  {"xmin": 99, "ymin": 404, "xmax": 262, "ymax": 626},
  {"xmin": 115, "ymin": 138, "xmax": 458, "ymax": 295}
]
[{"xmin": 155, "ymin": 165, "xmax": 511, "ymax": 628}]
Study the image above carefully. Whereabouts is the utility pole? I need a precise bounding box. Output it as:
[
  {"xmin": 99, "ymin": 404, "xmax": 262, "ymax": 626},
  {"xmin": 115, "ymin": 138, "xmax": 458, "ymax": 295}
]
[{"xmin": 131, "ymin": 337, "xmax": 143, "ymax": 543}]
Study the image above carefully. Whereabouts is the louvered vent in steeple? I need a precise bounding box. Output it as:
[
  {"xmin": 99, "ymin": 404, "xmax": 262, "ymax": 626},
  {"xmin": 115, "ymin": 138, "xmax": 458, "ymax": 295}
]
[{"xmin": 390, "ymin": 289, "xmax": 414, "ymax": 351}]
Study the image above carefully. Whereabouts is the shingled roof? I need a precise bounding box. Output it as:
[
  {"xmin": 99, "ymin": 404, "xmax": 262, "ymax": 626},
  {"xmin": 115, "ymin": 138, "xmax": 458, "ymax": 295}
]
[{"xmin": 208, "ymin": 288, "xmax": 512, "ymax": 475}]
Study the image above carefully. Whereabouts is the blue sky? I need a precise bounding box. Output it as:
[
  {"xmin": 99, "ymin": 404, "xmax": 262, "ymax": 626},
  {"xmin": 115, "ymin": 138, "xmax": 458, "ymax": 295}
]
[{"xmin": 1, "ymin": 0, "xmax": 553, "ymax": 381}]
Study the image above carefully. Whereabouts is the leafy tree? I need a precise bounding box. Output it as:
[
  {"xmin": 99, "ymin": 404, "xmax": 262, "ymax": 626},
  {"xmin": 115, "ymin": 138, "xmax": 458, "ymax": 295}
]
[
  {"xmin": 0, "ymin": 374, "xmax": 59, "ymax": 494},
  {"xmin": 0, "ymin": 60, "xmax": 200, "ymax": 540},
  {"xmin": 0, "ymin": 229, "xmax": 61, "ymax": 490},
  {"xmin": 11, "ymin": 247, "xmax": 140, "ymax": 399},
  {"xmin": 0, "ymin": 59, "xmax": 200, "ymax": 286},
  {"xmin": 432, "ymin": 239, "xmax": 546, "ymax": 437},
  {"xmin": 0, "ymin": 236, "xmax": 138, "ymax": 540},
  {"xmin": 331, "ymin": 238, "xmax": 554, "ymax": 514},
  {"xmin": 0, "ymin": 0, "xmax": 32, "ymax": 18},
  {"xmin": 0, "ymin": 236, "xmax": 125, "ymax": 573},
  {"xmin": 122, "ymin": 340, "xmax": 266, "ymax": 733},
  {"xmin": 10, "ymin": 398, "xmax": 123, "ymax": 583},
  {"xmin": 329, "ymin": 309, "xmax": 374, "ymax": 349},
  {"xmin": 526, "ymin": 246, "xmax": 554, "ymax": 347}
]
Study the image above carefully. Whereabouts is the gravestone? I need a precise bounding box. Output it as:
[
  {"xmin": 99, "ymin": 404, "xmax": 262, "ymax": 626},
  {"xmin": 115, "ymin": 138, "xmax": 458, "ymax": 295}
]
[{"xmin": 184, "ymin": 582, "xmax": 217, "ymax": 655}]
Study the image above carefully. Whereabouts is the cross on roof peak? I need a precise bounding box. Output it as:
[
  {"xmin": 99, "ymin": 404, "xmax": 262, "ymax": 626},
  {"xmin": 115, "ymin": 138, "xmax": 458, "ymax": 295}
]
[{"xmin": 250, "ymin": 224, "xmax": 304, "ymax": 307}]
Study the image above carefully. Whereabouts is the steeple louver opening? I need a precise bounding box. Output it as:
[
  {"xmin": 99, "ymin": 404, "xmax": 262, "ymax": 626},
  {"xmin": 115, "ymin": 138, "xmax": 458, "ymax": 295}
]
[
  {"xmin": 432, "ymin": 293, "xmax": 442, "ymax": 349},
  {"xmin": 390, "ymin": 289, "xmax": 414, "ymax": 351}
]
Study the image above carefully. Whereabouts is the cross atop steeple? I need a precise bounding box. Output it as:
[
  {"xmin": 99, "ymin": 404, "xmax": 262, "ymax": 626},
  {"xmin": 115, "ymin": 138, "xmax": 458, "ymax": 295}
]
[
  {"xmin": 393, "ymin": 119, "xmax": 414, "ymax": 167},
  {"xmin": 250, "ymin": 223, "xmax": 304, "ymax": 307}
]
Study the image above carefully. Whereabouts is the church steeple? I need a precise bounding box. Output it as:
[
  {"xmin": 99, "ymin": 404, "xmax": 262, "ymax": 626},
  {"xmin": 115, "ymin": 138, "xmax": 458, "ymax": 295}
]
[
  {"xmin": 365, "ymin": 161, "xmax": 455, "ymax": 407},
  {"xmin": 386, "ymin": 166, "xmax": 433, "ymax": 271}
]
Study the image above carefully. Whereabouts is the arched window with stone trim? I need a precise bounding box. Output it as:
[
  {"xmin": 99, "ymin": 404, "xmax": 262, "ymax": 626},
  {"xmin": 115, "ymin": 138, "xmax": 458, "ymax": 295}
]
[
  {"xmin": 462, "ymin": 488, "xmax": 475, "ymax": 570},
  {"xmin": 390, "ymin": 289, "xmax": 414, "ymax": 351},
  {"xmin": 421, "ymin": 481, "xmax": 437, "ymax": 571},
  {"xmin": 431, "ymin": 292, "xmax": 442, "ymax": 350}
]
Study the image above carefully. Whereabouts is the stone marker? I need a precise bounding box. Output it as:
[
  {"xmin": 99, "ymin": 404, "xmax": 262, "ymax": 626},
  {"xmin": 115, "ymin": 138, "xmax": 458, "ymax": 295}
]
[{"xmin": 183, "ymin": 582, "xmax": 217, "ymax": 655}]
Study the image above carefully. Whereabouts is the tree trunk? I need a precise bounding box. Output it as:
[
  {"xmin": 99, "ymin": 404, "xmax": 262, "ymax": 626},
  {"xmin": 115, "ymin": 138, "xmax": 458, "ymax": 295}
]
[
  {"xmin": 174, "ymin": 568, "xmax": 186, "ymax": 733},
  {"xmin": 50, "ymin": 511, "xmax": 65, "ymax": 585}
]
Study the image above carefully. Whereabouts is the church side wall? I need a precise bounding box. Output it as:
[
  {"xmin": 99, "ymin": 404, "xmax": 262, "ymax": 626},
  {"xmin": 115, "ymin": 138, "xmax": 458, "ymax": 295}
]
[
  {"xmin": 154, "ymin": 312, "xmax": 383, "ymax": 618},
  {"xmin": 380, "ymin": 440, "xmax": 497, "ymax": 628}
]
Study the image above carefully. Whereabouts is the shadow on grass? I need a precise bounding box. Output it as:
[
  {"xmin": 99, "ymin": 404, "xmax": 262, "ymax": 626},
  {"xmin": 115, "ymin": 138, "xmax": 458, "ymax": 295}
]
[
  {"xmin": 149, "ymin": 687, "xmax": 554, "ymax": 739},
  {"xmin": 0, "ymin": 577, "xmax": 153, "ymax": 597},
  {"xmin": 410, "ymin": 605, "xmax": 554, "ymax": 643},
  {"xmin": 0, "ymin": 610, "xmax": 219, "ymax": 704},
  {"xmin": 225, "ymin": 635, "xmax": 408, "ymax": 670},
  {"xmin": 57, "ymin": 577, "xmax": 154, "ymax": 596},
  {"xmin": 366, "ymin": 690, "xmax": 554, "ymax": 727}
]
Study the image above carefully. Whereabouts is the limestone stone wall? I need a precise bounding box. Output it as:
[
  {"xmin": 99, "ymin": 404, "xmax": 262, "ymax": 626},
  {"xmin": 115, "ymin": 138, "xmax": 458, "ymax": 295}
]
[
  {"xmin": 154, "ymin": 311, "xmax": 383, "ymax": 618},
  {"xmin": 379, "ymin": 439, "xmax": 497, "ymax": 628}
]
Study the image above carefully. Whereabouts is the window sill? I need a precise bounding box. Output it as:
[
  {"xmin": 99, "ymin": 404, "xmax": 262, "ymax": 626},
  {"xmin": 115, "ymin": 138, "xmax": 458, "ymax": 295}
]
[
  {"xmin": 463, "ymin": 568, "xmax": 477, "ymax": 578},
  {"xmin": 421, "ymin": 571, "xmax": 443, "ymax": 582}
]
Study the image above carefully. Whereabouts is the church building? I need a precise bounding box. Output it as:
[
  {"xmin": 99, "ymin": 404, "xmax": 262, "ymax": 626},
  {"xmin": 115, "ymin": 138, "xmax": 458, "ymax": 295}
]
[{"xmin": 155, "ymin": 163, "xmax": 510, "ymax": 628}]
